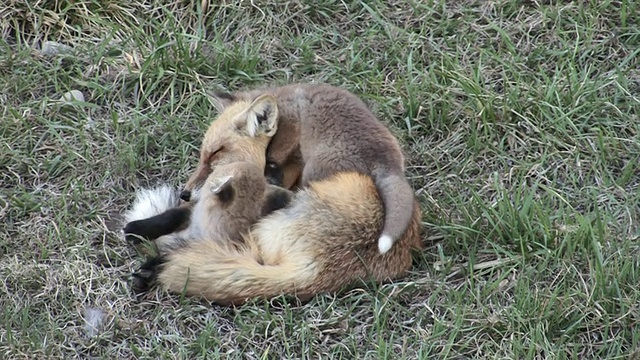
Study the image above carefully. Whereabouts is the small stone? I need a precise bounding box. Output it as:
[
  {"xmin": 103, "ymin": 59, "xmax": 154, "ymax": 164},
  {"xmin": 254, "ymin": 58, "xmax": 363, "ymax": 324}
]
[
  {"xmin": 59, "ymin": 90, "xmax": 85, "ymax": 103},
  {"xmin": 41, "ymin": 41, "xmax": 73, "ymax": 55}
]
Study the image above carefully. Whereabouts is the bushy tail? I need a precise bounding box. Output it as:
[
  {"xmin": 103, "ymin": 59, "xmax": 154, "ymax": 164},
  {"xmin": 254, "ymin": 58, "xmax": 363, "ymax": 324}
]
[
  {"xmin": 375, "ymin": 173, "xmax": 416, "ymax": 254},
  {"xmin": 122, "ymin": 185, "xmax": 180, "ymax": 224},
  {"xmin": 155, "ymin": 238, "xmax": 317, "ymax": 305}
]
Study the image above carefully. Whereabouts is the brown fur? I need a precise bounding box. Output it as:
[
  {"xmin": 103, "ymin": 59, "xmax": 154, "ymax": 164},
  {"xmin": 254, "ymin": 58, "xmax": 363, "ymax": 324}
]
[
  {"xmin": 142, "ymin": 84, "xmax": 424, "ymax": 304},
  {"xmin": 188, "ymin": 83, "xmax": 417, "ymax": 254},
  {"xmin": 156, "ymin": 171, "xmax": 423, "ymax": 306},
  {"xmin": 148, "ymin": 94, "xmax": 281, "ymax": 252}
]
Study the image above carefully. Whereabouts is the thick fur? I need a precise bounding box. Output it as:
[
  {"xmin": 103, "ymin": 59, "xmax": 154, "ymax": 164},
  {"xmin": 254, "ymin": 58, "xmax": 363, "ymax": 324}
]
[
  {"xmin": 128, "ymin": 163, "xmax": 296, "ymax": 295},
  {"xmin": 180, "ymin": 94, "xmax": 279, "ymax": 200},
  {"xmin": 190, "ymin": 83, "xmax": 416, "ymax": 254},
  {"xmin": 125, "ymin": 85, "xmax": 423, "ymax": 304},
  {"xmin": 124, "ymin": 94, "xmax": 281, "ymax": 249},
  {"xmin": 151, "ymin": 171, "xmax": 422, "ymax": 306},
  {"xmin": 141, "ymin": 162, "xmax": 293, "ymax": 254}
]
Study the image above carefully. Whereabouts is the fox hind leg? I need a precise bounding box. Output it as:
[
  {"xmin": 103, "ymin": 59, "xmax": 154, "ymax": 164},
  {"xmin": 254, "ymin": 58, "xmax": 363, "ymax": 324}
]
[{"xmin": 131, "ymin": 255, "xmax": 167, "ymax": 294}]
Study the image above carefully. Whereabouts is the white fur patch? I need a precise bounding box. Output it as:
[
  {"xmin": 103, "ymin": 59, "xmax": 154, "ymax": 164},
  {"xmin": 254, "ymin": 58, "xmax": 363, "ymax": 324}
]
[
  {"xmin": 122, "ymin": 185, "xmax": 180, "ymax": 224},
  {"xmin": 244, "ymin": 111, "xmax": 258, "ymax": 137},
  {"xmin": 378, "ymin": 234, "xmax": 393, "ymax": 254},
  {"xmin": 83, "ymin": 307, "xmax": 106, "ymax": 338}
]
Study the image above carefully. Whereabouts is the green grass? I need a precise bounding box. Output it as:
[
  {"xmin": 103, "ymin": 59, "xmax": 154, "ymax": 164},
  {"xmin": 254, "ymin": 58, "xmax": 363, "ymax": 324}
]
[{"xmin": 1, "ymin": 0, "xmax": 639, "ymax": 358}]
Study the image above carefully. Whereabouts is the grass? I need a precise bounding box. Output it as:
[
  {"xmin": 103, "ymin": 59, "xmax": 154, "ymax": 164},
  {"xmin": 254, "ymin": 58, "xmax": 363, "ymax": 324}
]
[{"xmin": 1, "ymin": 0, "xmax": 639, "ymax": 358}]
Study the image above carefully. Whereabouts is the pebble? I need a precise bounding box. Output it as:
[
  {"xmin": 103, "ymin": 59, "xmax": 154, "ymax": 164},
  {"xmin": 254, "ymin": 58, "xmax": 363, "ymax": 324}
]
[
  {"xmin": 59, "ymin": 90, "xmax": 85, "ymax": 103},
  {"xmin": 41, "ymin": 41, "xmax": 73, "ymax": 55}
]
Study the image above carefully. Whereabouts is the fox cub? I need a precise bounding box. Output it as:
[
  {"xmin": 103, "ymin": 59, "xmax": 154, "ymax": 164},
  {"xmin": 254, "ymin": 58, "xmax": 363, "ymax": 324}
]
[
  {"xmin": 125, "ymin": 165, "xmax": 421, "ymax": 306},
  {"xmin": 124, "ymin": 93, "xmax": 281, "ymax": 245}
]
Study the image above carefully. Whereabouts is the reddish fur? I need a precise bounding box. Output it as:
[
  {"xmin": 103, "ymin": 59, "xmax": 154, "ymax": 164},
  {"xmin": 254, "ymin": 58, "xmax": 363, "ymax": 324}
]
[{"xmin": 151, "ymin": 84, "xmax": 424, "ymax": 304}]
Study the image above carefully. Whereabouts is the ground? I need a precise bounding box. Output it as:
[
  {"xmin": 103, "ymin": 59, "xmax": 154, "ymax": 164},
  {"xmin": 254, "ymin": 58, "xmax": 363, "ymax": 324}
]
[{"xmin": 1, "ymin": 1, "xmax": 639, "ymax": 359}]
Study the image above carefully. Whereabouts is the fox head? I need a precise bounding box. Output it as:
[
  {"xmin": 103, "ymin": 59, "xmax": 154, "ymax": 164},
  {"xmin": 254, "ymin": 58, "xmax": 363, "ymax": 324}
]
[
  {"xmin": 187, "ymin": 161, "xmax": 269, "ymax": 241},
  {"xmin": 200, "ymin": 162, "xmax": 294, "ymax": 222},
  {"xmin": 201, "ymin": 161, "xmax": 267, "ymax": 209},
  {"xmin": 181, "ymin": 94, "xmax": 278, "ymax": 200}
]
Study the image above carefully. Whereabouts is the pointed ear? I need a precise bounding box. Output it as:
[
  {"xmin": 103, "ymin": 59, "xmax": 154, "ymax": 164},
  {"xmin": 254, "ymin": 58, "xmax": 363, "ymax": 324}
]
[
  {"xmin": 209, "ymin": 175, "xmax": 234, "ymax": 203},
  {"xmin": 207, "ymin": 90, "xmax": 237, "ymax": 112},
  {"xmin": 238, "ymin": 94, "xmax": 278, "ymax": 137}
]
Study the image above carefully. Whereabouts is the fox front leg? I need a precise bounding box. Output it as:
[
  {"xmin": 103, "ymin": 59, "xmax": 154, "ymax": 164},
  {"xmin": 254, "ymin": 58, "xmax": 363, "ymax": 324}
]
[{"xmin": 123, "ymin": 206, "xmax": 192, "ymax": 245}]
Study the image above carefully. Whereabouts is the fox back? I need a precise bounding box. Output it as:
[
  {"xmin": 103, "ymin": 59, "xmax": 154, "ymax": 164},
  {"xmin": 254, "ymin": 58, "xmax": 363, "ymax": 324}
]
[{"xmin": 248, "ymin": 171, "xmax": 421, "ymax": 298}]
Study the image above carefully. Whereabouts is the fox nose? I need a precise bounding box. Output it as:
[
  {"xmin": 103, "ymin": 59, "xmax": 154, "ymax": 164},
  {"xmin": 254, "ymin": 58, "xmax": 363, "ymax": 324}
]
[{"xmin": 179, "ymin": 190, "xmax": 191, "ymax": 202}]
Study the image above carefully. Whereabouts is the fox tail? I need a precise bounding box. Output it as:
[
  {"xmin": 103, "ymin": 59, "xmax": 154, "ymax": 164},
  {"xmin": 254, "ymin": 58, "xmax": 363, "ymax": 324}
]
[
  {"xmin": 138, "ymin": 237, "xmax": 317, "ymax": 305},
  {"xmin": 375, "ymin": 173, "xmax": 416, "ymax": 254}
]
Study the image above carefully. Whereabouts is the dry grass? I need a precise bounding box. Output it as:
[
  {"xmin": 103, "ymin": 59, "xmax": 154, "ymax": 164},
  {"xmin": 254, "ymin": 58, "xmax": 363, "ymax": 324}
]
[{"xmin": 1, "ymin": 0, "xmax": 639, "ymax": 359}]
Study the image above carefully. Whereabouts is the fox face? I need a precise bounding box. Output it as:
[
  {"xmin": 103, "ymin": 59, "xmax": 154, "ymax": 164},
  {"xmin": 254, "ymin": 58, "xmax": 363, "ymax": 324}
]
[
  {"xmin": 181, "ymin": 94, "xmax": 279, "ymax": 200},
  {"xmin": 186, "ymin": 161, "xmax": 269, "ymax": 242},
  {"xmin": 200, "ymin": 162, "xmax": 268, "ymax": 209}
]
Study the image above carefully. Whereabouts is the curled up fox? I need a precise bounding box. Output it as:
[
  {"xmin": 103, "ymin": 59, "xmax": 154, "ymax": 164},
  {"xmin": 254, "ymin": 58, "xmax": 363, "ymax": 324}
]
[{"xmin": 123, "ymin": 84, "xmax": 422, "ymax": 305}]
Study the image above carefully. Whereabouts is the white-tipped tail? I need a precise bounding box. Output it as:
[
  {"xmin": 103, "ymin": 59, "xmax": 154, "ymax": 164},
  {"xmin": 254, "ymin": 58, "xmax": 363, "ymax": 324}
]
[
  {"xmin": 122, "ymin": 185, "xmax": 180, "ymax": 224},
  {"xmin": 378, "ymin": 234, "xmax": 393, "ymax": 254},
  {"xmin": 375, "ymin": 173, "xmax": 415, "ymax": 255}
]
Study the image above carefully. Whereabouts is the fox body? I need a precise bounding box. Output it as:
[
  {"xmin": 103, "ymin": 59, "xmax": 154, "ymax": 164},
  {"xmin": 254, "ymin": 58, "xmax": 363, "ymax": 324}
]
[
  {"xmin": 136, "ymin": 162, "xmax": 292, "ymax": 254},
  {"xmin": 182, "ymin": 83, "xmax": 416, "ymax": 254}
]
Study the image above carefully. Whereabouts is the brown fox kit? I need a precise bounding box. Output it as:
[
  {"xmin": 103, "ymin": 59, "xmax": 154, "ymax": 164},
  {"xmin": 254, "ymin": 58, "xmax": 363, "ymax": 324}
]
[
  {"xmin": 132, "ymin": 162, "xmax": 293, "ymax": 255},
  {"xmin": 126, "ymin": 161, "xmax": 295, "ymax": 292},
  {"xmin": 181, "ymin": 83, "xmax": 416, "ymax": 255}
]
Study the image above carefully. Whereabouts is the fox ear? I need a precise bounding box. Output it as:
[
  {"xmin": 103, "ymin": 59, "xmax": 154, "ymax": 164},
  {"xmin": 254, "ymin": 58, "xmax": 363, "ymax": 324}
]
[
  {"xmin": 239, "ymin": 94, "xmax": 278, "ymax": 137},
  {"xmin": 210, "ymin": 175, "xmax": 234, "ymax": 203},
  {"xmin": 208, "ymin": 91, "xmax": 237, "ymax": 112}
]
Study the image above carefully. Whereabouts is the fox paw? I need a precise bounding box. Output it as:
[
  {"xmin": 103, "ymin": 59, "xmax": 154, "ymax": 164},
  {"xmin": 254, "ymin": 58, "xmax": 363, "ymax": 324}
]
[
  {"xmin": 123, "ymin": 220, "xmax": 147, "ymax": 245},
  {"xmin": 131, "ymin": 256, "xmax": 166, "ymax": 294}
]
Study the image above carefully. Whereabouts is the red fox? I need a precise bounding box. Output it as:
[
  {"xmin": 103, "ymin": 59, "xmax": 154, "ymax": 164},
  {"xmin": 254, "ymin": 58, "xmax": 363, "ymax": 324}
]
[
  {"xmin": 127, "ymin": 167, "xmax": 422, "ymax": 305},
  {"xmin": 124, "ymin": 161, "xmax": 295, "ymax": 293},
  {"xmin": 180, "ymin": 83, "xmax": 416, "ymax": 255}
]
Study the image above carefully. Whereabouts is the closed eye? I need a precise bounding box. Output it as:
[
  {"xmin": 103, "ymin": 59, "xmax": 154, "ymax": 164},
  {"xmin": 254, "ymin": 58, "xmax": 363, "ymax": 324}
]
[{"xmin": 207, "ymin": 147, "xmax": 224, "ymax": 167}]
